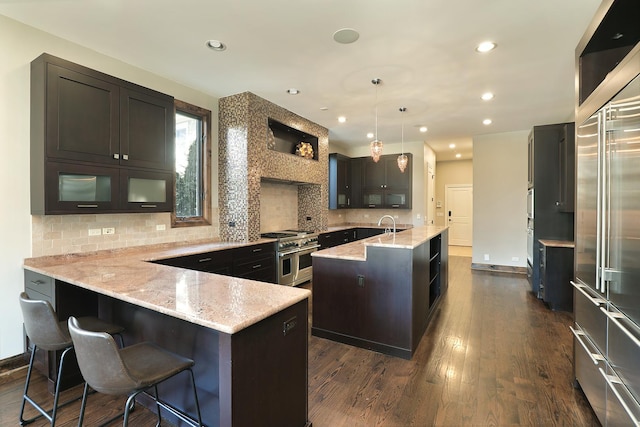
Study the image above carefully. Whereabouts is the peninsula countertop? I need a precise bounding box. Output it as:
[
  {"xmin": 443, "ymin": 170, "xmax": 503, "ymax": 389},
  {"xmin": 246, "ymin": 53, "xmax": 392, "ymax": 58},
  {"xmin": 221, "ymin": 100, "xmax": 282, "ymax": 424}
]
[
  {"xmin": 23, "ymin": 239, "xmax": 310, "ymax": 335},
  {"xmin": 312, "ymin": 225, "xmax": 448, "ymax": 261}
]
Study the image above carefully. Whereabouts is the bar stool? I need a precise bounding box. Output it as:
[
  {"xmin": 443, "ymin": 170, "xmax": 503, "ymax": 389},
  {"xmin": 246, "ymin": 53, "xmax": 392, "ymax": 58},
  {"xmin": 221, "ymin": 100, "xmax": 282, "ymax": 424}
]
[
  {"xmin": 18, "ymin": 292, "xmax": 124, "ymax": 427},
  {"xmin": 68, "ymin": 316, "xmax": 203, "ymax": 427}
]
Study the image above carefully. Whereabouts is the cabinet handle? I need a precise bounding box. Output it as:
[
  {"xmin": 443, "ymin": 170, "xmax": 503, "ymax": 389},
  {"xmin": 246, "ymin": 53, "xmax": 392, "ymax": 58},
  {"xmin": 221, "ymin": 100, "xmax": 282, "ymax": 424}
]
[
  {"xmin": 252, "ymin": 248, "xmax": 263, "ymax": 253},
  {"xmin": 198, "ymin": 258, "xmax": 212, "ymax": 263},
  {"xmin": 368, "ymin": 204, "xmax": 376, "ymax": 208},
  {"xmin": 140, "ymin": 204, "xmax": 157, "ymax": 208},
  {"xmin": 252, "ymin": 264, "xmax": 262, "ymax": 269},
  {"xmin": 30, "ymin": 280, "xmax": 47, "ymax": 286},
  {"xmin": 122, "ymin": 154, "xmax": 129, "ymax": 160},
  {"xmin": 391, "ymin": 204, "xmax": 400, "ymax": 208},
  {"xmin": 113, "ymin": 153, "xmax": 120, "ymax": 159},
  {"xmin": 77, "ymin": 204, "xmax": 98, "ymax": 208}
]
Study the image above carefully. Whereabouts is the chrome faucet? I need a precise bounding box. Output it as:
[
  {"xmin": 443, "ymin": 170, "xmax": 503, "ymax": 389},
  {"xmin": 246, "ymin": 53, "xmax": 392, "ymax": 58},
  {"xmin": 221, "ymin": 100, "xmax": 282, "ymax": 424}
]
[{"xmin": 377, "ymin": 215, "xmax": 396, "ymax": 235}]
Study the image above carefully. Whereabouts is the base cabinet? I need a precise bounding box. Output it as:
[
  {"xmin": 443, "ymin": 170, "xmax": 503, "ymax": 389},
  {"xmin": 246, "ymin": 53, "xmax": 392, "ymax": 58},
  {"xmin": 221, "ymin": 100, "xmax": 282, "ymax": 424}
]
[{"xmin": 539, "ymin": 240, "xmax": 574, "ymax": 311}]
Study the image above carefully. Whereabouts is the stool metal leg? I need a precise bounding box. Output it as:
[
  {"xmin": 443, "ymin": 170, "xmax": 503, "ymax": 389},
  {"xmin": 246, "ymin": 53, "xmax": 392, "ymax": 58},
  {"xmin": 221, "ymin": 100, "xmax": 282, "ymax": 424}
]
[
  {"xmin": 18, "ymin": 344, "xmax": 38, "ymax": 425},
  {"xmin": 187, "ymin": 368, "xmax": 203, "ymax": 427}
]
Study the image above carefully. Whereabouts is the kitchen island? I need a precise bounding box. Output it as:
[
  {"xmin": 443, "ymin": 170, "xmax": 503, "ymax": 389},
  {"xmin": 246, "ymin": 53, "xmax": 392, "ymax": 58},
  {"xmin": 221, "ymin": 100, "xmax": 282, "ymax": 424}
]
[
  {"xmin": 23, "ymin": 240, "xmax": 311, "ymax": 427},
  {"xmin": 311, "ymin": 226, "xmax": 448, "ymax": 359}
]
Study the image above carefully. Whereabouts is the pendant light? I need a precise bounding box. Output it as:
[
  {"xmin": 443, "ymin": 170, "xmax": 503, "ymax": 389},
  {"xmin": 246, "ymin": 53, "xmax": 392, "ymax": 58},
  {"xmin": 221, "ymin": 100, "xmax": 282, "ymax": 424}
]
[
  {"xmin": 397, "ymin": 107, "xmax": 408, "ymax": 172},
  {"xmin": 370, "ymin": 78, "xmax": 383, "ymax": 162}
]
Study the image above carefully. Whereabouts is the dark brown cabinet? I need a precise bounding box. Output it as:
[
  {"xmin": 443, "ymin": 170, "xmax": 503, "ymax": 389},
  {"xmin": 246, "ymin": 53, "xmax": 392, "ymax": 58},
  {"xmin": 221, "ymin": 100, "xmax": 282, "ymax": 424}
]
[
  {"xmin": 31, "ymin": 53, "xmax": 175, "ymax": 215},
  {"xmin": 539, "ymin": 240, "xmax": 574, "ymax": 312},
  {"xmin": 362, "ymin": 154, "xmax": 412, "ymax": 209},
  {"xmin": 318, "ymin": 229, "xmax": 355, "ymax": 249},
  {"xmin": 328, "ymin": 154, "xmax": 351, "ymax": 209},
  {"xmin": 152, "ymin": 242, "xmax": 277, "ymax": 284},
  {"xmin": 527, "ymin": 122, "xmax": 575, "ymax": 297},
  {"xmin": 329, "ymin": 153, "xmax": 412, "ymax": 210}
]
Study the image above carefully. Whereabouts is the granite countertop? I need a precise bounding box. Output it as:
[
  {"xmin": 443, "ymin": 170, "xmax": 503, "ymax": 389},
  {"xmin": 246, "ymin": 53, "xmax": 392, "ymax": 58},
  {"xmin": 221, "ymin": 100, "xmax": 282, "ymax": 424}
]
[
  {"xmin": 23, "ymin": 238, "xmax": 310, "ymax": 335},
  {"xmin": 312, "ymin": 225, "xmax": 447, "ymax": 261}
]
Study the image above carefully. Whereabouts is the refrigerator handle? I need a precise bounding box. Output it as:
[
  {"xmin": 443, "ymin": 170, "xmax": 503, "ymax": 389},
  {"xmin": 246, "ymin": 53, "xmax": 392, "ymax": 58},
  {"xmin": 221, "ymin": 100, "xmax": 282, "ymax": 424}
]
[
  {"xmin": 599, "ymin": 367, "xmax": 640, "ymax": 426},
  {"xmin": 570, "ymin": 326, "xmax": 604, "ymax": 365},
  {"xmin": 570, "ymin": 281, "xmax": 606, "ymax": 306},
  {"xmin": 600, "ymin": 307, "xmax": 640, "ymax": 350}
]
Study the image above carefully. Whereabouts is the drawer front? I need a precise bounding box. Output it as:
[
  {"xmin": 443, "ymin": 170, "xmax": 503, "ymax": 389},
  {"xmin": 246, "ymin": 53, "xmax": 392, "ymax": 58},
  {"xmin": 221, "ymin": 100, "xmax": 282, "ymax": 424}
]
[
  {"xmin": 606, "ymin": 303, "xmax": 640, "ymax": 405},
  {"xmin": 572, "ymin": 324, "xmax": 606, "ymax": 425},
  {"xmin": 573, "ymin": 281, "xmax": 607, "ymax": 354},
  {"xmin": 24, "ymin": 270, "xmax": 54, "ymax": 299},
  {"xmin": 234, "ymin": 253, "xmax": 275, "ymax": 276},
  {"xmin": 234, "ymin": 242, "xmax": 275, "ymax": 259}
]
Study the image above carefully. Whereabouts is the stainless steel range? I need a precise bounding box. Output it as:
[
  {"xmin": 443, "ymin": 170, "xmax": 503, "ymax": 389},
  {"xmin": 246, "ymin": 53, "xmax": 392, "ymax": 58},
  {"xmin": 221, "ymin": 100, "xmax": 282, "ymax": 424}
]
[{"xmin": 261, "ymin": 230, "xmax": 319, "ymax": 286}]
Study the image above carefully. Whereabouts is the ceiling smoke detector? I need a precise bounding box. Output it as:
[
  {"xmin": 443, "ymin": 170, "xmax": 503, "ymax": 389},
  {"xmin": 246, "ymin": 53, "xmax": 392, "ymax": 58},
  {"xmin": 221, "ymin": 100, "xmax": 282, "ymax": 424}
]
[
  {"xmin": 206, "ymin": 40, "xmax": 226, "ymax": 51},
  {"xmin": 333, "ymin": 28, "xmax": 360, "ymax": 44}
]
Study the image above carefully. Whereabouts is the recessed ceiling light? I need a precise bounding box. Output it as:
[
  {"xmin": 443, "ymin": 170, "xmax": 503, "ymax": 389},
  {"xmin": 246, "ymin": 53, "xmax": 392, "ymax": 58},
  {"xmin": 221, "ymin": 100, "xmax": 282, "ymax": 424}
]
[
  {"xmin": 333, "ymin": 28, "xmax": 360, "ymax": 44},
  {"xmin": 476, "ymin": 41, "xmax": 496, "ymax": 53},
  {"xmin": 287, "ymin": 88, "xmax": 299, "ymax": 95},
  {"xmin": 320, "ymin": 107, "xmax": 329, "ymax": 111},
  {"xmin": 481, "ymin": 92, "xmax": 494, "ymax": 101},
  {"xmin": 205, "ymin": 39, "xmax": 226, "ymax": 51},
  {"xmin": 367, "ymin": 132, "xmax": 374, "ymax": 139},
  {"xmin": 456, "ymin": 153, "xmax": 462, "ymax": 159},
  {"xmin": 612, "ymin": 32, "xmax": 624, "ymax": 40},
  {"xmin": 483, "ymin": 118, "xmax": 492, "ymax": 125},
  {"xmin": 338, "ymin": 116, "xmax": 346, "ymax": 123},
  {"xmin": 449, "ymin": 143, "xmax": 456, "ymax": 149},
  {"xmin": 419, "ymin": 126, "xmax": 428, "ymax": 133}
]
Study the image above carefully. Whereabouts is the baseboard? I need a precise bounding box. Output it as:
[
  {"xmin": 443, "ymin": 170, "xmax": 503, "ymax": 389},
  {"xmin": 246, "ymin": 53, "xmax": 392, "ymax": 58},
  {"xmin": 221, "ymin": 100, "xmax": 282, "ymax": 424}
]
[
  {"xmin": 0, "ymin": 353, "xmax": 27, "ymax": 376},
  {"xmin": 471, "ymin": 263, "xmax": 527, "ymax": 275}
]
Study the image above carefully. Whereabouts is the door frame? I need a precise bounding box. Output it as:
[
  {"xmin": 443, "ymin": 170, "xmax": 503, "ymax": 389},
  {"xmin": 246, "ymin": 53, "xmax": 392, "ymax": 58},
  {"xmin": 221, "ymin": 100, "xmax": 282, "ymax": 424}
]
[{"xmin": 445, "ymin": 184, "xmax": 473, "ymax": 246}]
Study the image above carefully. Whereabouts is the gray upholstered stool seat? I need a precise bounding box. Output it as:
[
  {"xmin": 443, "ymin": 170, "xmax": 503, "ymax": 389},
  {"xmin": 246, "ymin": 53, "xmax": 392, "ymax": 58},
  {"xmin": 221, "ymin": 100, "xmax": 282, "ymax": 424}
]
[
  {"xmin": 18, "ymin": 291, "xmax": 124, "ymax": 427},
  {"xmin": 68, "ymin": 316, "xmax": 203, "ymax": 427}
]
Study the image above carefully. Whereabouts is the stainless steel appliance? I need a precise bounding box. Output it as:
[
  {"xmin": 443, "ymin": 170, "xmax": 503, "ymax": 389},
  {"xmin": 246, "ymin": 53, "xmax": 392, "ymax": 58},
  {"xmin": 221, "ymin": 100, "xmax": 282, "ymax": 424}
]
[
  {"xmin": 261, "ymin": 230, "xmax": 319, "ymax": 286},
  {"xmin": 573, "ymin": 73, "xmax": 640, "ymax": 426}
]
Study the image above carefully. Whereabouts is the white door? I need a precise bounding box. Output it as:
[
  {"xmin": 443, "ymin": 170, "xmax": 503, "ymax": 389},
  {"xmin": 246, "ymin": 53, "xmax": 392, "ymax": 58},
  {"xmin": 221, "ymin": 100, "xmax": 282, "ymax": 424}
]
[{"xmin": 445, "ymin": 185, "xmax": 473, "ymax": 246}]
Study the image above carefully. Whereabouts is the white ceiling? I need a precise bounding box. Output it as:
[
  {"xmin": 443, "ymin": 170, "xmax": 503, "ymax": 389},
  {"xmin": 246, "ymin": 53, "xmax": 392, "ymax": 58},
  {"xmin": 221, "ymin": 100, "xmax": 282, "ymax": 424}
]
[{"xmin": 0, "ymin": 0, "xmax": 602, "ymax": 161}]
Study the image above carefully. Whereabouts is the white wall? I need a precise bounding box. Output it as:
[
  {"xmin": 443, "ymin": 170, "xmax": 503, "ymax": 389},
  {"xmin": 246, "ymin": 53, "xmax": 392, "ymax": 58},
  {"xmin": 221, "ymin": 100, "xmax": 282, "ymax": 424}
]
[
  {"xmin": 472, "ymin": 130, "xmax": 529, "ymax": 268},
  {"xmin": 0, "ymin": 15, "xmax": 218, "ymax": 358}
]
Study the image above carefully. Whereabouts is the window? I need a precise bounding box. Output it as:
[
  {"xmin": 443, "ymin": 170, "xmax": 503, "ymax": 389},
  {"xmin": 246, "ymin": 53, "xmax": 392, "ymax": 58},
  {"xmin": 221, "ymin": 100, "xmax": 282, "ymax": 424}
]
[{"xmin": 172, "ymin": 100, "xmax": 211, "ymax": 227}]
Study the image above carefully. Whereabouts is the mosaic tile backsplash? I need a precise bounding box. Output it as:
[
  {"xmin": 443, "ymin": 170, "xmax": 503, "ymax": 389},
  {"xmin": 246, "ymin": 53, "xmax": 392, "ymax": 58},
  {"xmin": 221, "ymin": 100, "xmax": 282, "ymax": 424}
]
[{"xmin": 219, "ymin": 92, "xmax": 328, "ymax": 241}]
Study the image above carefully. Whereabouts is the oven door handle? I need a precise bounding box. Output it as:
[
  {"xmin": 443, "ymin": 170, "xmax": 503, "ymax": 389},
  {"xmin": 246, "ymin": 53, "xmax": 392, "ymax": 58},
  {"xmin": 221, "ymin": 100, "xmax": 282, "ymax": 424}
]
[{"xmin": 298, "ymin": 245, "xmax": 320, "ymax": 253}]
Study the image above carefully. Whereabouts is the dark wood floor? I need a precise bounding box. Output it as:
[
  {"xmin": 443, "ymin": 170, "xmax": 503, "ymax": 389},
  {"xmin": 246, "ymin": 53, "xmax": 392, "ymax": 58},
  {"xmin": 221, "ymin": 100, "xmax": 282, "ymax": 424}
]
[
  {"xmin": 302, "ymin": 255, "xmax": 600, "ymax": 427},
  {"xmin": 1, "ymin": 255, "xmax": 599, "ymax": 426}
]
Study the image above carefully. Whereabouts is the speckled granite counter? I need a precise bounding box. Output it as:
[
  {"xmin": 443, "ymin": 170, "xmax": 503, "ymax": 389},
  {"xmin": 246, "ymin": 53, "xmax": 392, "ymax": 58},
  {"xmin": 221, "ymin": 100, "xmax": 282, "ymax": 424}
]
[
  {"xmin": 23, "ymin": 238, "xmax": 310, "ymax": 334},
  {"xmin": 313, "ymin": 225, "xmax": 447, "ymax": 261},
  {"xmin": 23, "ymin": 239, "xmax": 311, "ymax": 426}
]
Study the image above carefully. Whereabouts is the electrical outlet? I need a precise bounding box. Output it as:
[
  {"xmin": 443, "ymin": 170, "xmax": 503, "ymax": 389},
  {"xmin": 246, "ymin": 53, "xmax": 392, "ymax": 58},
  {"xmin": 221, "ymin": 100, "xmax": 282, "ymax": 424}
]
[
  {"xmin": 364, "ymin": 214, "xmax": 369, "ymax": 218},
  {"xmin": 88, "ymin": 229, "xmax": 101, "ymax": 236},
  {"xmin": 484, "ymin": 254, "xmax": 490, "ymax": 261},
  {"xmin": 416, "ymin": 214, "xmax": 421, "ymax": 220},
  {"xmin": 512, "ymin": 256, "xmax": 519, "ymax": 262},
  {"xmin": 156, "ymin": 224, "xmax": 166, "ymax": 231},
  {"xmin": 102, "ymin": 227, "xmax": 115, "ymax": 235}
]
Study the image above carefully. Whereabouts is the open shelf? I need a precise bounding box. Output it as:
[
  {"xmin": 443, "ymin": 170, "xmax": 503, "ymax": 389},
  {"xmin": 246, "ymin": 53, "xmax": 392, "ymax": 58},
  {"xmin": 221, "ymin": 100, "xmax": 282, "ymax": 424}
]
[{"xmin": 267, "ymin": 118, "xmax": 319, "ymax": 161}]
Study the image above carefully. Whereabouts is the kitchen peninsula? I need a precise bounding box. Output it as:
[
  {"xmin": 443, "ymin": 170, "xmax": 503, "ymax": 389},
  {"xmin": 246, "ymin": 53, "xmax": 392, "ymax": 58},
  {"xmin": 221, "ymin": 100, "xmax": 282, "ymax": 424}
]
[
  {"xmin": 311, "ymin": 226, "xmax": 448, "ymax": 359},
  {"xmin": 23, "ymin": 240, "xmax": 311, "ymax": 427}
]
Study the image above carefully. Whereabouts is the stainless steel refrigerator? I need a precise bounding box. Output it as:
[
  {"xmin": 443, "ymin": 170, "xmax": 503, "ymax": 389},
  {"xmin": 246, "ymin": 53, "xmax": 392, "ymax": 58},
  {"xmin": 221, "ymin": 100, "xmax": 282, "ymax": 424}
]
[{"xmin": 572, "ymin": 73, "xmax": 640, "ymax": 425}]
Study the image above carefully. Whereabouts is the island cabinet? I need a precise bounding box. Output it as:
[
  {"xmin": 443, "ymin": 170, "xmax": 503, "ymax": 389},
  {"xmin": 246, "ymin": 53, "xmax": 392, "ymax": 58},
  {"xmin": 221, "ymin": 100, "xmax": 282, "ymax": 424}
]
[
  {"xmin": 311, "ymin": 227, "xmax": 448, "ymax": 359},
  {"xmin": 31, "ymin": 53, "xmax": 175, "ymax": 215},
  {"xmin": 318, "ymin": 228, "xmax": 356, "ymax": 249}
]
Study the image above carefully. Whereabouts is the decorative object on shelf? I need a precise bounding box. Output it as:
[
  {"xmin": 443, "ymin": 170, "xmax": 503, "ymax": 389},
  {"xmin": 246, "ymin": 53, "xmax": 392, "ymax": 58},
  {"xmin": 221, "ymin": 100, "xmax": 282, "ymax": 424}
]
[
  {"xmin": 397, "ymin": 107, "xmax": 408, "ymax": 173},
  {"xmin": 370, "ymin": 78, "xmax": 383, "ymax": 162},
  {"xmin": 296, "ymin": 141, "xmax": 314, "ymax": 159}
]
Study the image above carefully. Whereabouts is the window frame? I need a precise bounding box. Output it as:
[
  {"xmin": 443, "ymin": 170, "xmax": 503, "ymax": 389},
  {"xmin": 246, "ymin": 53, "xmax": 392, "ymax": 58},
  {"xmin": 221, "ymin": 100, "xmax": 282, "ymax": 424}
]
[{"xmin": 172, "ymin": 99, "xmax": 212, "ymax": 228}]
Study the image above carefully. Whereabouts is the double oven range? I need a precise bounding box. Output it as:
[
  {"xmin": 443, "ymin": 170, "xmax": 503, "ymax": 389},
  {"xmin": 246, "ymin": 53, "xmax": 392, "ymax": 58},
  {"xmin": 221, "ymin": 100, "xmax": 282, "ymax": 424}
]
[{"xmin": 261, "ymin": 230, "xmax": 319, "ymax": 286}]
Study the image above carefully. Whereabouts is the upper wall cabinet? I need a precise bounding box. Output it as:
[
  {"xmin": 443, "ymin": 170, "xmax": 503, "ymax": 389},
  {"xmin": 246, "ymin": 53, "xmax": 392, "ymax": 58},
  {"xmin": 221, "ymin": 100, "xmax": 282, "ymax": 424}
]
[
  {"xmin": 577, "ymin": 0, "xmax": 640, "ymax": 108},
  {"xmin": 31, "ymin": 53, "xmax": 175, "ymax": 215},
  {"xmin": 328, "ymin": 153, "xmax": 412, "ymax": 210}
]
